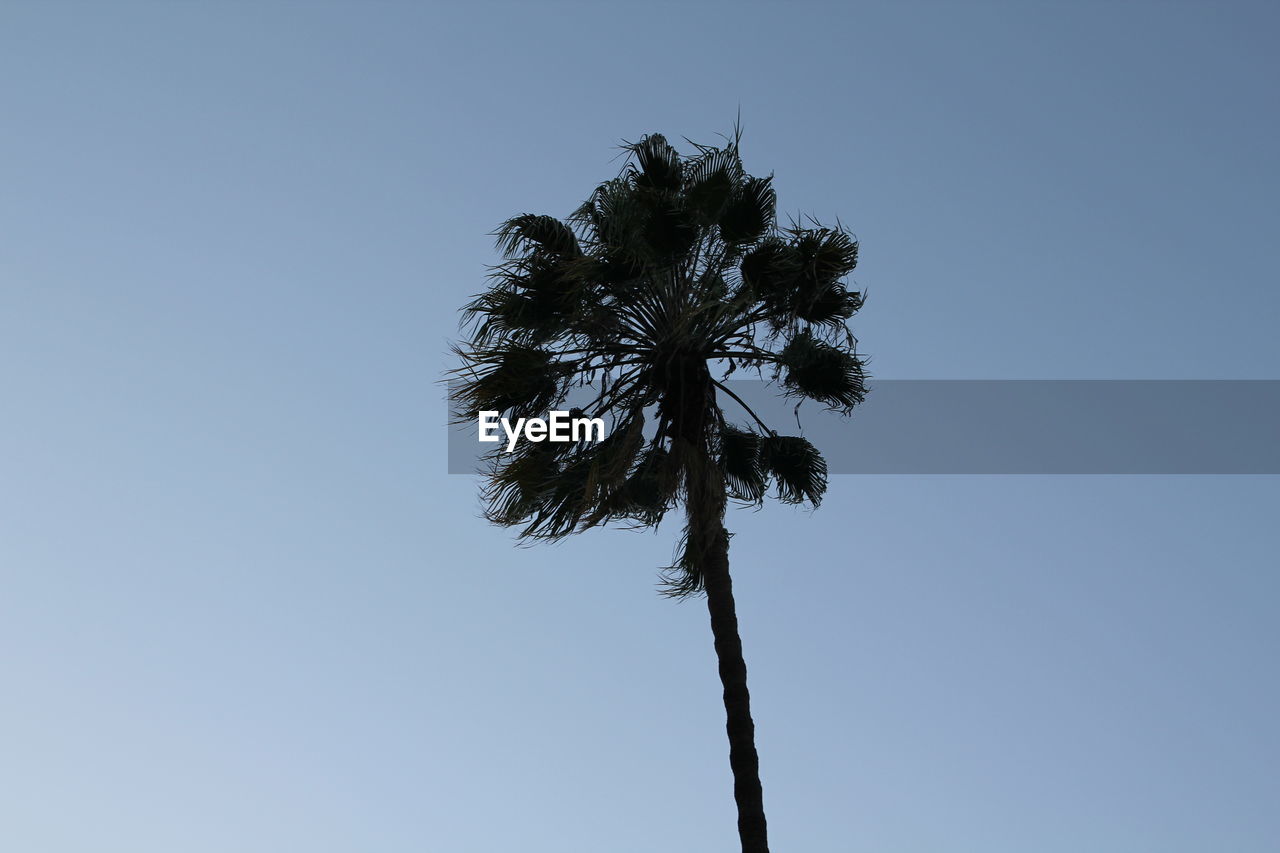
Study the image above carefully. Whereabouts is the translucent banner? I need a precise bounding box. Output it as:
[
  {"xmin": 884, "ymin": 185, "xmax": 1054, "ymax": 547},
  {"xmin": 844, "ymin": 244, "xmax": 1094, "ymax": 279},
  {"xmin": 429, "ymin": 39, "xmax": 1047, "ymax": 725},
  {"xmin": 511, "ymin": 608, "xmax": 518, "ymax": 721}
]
[{"xmin": 446, "ymin": 380, "xmax": 1280, "ymax": 474}]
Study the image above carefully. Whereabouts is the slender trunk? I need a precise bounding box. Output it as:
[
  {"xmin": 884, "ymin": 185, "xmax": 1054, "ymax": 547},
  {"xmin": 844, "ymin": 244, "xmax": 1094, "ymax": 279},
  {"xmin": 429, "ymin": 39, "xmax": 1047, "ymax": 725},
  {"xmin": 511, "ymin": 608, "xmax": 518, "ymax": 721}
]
[
  {"xmin": 664, "ymin": 356, "xmax": 770, "ymax": 852},
  {"xmin": 689, "ymin": 494, "xmax": 770, "ymax": 852}
]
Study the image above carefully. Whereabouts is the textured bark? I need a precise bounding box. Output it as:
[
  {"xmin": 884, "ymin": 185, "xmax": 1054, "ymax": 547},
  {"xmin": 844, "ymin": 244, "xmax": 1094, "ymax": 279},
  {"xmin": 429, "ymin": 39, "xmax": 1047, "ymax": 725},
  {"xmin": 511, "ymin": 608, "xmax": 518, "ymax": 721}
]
[
  {"xmin": 698, "ymin": 511, "xmax": 769, "ymax": 853},
  {"xmin": 666, "ymin": 357, "xmax": 770, "ymax": 852}
]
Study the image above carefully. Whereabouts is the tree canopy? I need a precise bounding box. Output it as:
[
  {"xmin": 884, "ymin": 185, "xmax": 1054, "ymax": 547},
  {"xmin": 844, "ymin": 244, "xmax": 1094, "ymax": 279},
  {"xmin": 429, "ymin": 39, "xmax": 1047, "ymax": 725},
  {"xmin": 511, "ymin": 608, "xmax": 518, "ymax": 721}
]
[{"xmin": 451, "ymin": 129, "xmax": 867, "ymax": 596}]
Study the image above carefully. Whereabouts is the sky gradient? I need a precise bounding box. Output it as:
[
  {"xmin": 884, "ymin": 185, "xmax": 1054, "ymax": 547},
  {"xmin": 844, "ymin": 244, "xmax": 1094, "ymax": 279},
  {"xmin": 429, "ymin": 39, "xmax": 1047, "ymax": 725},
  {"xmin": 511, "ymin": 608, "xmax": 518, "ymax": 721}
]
[{"xmin": 3, "ymin": 2, "xmax": 1278, "ymax": 851}]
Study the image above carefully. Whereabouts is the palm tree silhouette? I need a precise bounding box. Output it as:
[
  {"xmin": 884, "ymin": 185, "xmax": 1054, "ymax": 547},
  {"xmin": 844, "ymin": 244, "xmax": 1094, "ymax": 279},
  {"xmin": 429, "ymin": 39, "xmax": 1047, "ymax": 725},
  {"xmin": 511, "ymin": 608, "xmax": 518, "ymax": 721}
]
[{"xmin": 450, "ymin": 128, "xmax": 867, "ymax": 853}]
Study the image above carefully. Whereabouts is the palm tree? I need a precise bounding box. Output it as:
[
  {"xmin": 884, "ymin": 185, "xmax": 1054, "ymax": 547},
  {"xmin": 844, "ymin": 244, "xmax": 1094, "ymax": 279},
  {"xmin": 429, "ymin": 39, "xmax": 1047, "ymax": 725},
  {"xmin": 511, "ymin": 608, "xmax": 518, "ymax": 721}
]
[{"xmin": 450, "ymin": 128, "xmax": 867, "ymax": 853}]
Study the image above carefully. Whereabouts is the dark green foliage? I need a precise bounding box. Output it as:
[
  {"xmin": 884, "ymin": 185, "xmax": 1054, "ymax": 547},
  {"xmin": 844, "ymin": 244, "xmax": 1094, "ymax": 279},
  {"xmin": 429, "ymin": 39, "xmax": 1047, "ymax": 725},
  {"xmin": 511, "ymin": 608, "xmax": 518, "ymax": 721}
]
[
  {"xmin": 685, "ymin": 163, "xmax": 737, "ymax": 225},
  {"xmin": 778, "ymin": 330, "xmax": 868, "ymax": 412},
  {"xmin": 599, "ymin": 441, "xmax": 681, "ymax": 527},
  {"xmin": 760, "ymin": 435, "xmax": 828, "ymax": 505},
  {"xmin": 631, "ymin": 133, "xmax": 683, "ymax": 191},
  {"xmin": 790, "ymin": 227, "xmax": 861, "ymax": 325},
  {"xmin": 739, "ymin": 238, "xmax": 800, "ymax": 317},
  {"xmin": 720, "ymin": 176, "xmax": 776, "ymax": 245},
  {"xmin": 495, "ymin": 213, "xmax": 582, "ymax": 259},
  {"xmin": 483, "ymin": 439, "xmax": 565, "ymax": 527},
  {"xmin": 642, "ymin": 199, "xmax": 700, "ymax": 261},
  {"xmin": 793, "ymin": 227, "xmax": 859, "ymax": 287},
  {"xmin": 450, "ymin": 344, "xmax": 563, "ymax": 420},
  {"xmin": 451, "ymin": 128, "xmax": 867, "ymax": 596},
  {"xmin": 719, "ymin": 424, "xmax": 768, "ymax": 503}
]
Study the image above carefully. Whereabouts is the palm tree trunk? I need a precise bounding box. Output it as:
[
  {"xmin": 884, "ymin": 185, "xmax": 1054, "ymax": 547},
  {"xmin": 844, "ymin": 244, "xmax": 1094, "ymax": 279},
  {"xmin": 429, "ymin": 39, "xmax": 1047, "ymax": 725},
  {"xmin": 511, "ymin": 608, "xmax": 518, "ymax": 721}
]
[
  {"xmin": 694, "ymin": 505, "xmax": 770, "ymax": 852},
  {"xmin": 667, "ymin": 358, "xmax": 770, "ymax": 851}
]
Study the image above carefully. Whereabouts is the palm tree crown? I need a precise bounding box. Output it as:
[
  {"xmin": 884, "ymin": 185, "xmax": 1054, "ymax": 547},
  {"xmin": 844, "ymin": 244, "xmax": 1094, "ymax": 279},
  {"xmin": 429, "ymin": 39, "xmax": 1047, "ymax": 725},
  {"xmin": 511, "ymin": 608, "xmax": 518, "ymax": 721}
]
[{"xmin": 452, "ymin": 129, "xmax": 867, "ymax": 595}]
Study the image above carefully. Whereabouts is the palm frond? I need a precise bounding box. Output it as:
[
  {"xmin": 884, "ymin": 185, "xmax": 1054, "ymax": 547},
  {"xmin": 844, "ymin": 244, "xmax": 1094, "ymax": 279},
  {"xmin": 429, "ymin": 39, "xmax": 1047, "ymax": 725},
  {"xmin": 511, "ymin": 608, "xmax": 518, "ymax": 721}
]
[
  {"xmin": 685, "ymin": 165, "xmax": 736, "ymax": 225},
  {"xmin": 659, "ymin": 526, "xmax": 709, "ymax": 598},
  {"xmin": 719, "ymin": 423, "xmax": 768, "ymax": 503},
  {"xmin": 740, "ymin": 238, "xmax": 798, "ymax": 296},
  {"xmin": 628, "ymin": 133, "xmax": 683, "ymax": 191},
  {"xmin": 719, "ymin": 175, "xmax": 776, "ymax": 245},
  {"xmin": 595, "ymin": 439, "xmax": 680, "ymax": 527},
  {"xmin": 483, "ymin": 440, "xmax": 567, "ymax": 527},
  {"xmin": 640, "ymin": 196, "xmax": 699, "ymax": 262},
  {"xmin": 495, "ymin": 214, "xmax": 582, "ymax": 259},
  {"xmin": 795, "ymin": 282, "xmax": 864, "ymax": 327},
  {"xmin": 760, "ymin": 435, "xmax": 827, "ymax": 505},
  {"xmin": 450, "ymin": 343, "xmax": 564, "ymax": 421},
  {"xmin": 777, "ymin": 330, "xmax": 867, "ymax": 412}
]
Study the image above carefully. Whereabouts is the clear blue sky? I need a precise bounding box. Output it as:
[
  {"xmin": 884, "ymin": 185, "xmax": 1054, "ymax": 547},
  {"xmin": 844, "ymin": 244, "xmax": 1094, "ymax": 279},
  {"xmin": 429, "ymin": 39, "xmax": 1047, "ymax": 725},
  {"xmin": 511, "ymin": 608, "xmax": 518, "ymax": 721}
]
[{"xmin": 2, "ymin": 2, "xmax": 1278, "ymax": 851}]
